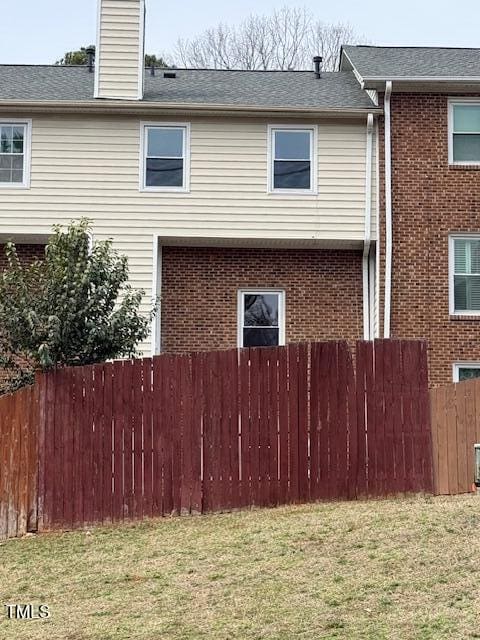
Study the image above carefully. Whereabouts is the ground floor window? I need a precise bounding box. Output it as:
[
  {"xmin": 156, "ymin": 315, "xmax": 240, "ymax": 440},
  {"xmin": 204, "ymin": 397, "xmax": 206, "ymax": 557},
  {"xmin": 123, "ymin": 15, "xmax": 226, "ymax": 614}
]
[
  {"xmin": 237, "ymin": 289, "xmax": 285, "ymax": 348},
  {"xmin": 453, "ymin": 363, "xmax": 480, "ymax": 382}
]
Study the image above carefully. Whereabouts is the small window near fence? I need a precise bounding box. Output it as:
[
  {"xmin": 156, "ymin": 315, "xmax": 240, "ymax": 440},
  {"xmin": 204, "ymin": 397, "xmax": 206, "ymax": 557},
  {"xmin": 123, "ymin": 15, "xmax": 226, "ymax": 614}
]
[
  {"xmin": 453, "ymin": 363, "xmax": 480, "ymax": 382},
  {"xmin": 238, "ymin": 290, "xmax": 285, "ymax": 348}
]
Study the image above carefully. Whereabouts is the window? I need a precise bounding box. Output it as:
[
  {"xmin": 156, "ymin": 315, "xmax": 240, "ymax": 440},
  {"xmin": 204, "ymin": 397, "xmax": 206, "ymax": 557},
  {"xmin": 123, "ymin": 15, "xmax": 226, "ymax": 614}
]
[
  {"xmin": 453, "ymin": 363, "xmax": 480, "ymax": 382},
  {"xmin": 268, "ymin": 126, "xmax": 316, "ymax": 193},
  {"xmin": 449, "ymin": 236, "xmax": 480, "ymax": 314},
  {"xmin": 449, "ymin": 102, "xmax": 480, "ymax": 164},
  {"xmin": 0, "ymin": 121, "xmax": 31, "ymax": 188},
  {"xmin": 238, "ymin": 290, "xmax": 285, "ymax": 348},
  {"xmin": 141, "ymin": 123, "xmax": 190, "ymax": 191}
]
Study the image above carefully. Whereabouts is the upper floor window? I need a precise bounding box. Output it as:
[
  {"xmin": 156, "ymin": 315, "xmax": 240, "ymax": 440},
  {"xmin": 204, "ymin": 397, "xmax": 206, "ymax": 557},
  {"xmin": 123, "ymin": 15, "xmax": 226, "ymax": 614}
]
[
  {"xmin": 140, "ymin": 123, "xmax": 190, "ymax": 192},
  {"xmin": 237, "ymin": 289, "xmax": 285, "ymax": 348},
  {"xmin": 449, "ymin": 236, "xmax": 480, "ymax": 314},
  {"xmin": 0, "ymin": 121, "xmax": 31, "ymax": 188},
  {"xmin": 268, "ymin": 126, "xmax": 316, "ymax": 193},
  {"xmin": 449, "ymin": 102, "xmax": 480, "ymax": 165}
]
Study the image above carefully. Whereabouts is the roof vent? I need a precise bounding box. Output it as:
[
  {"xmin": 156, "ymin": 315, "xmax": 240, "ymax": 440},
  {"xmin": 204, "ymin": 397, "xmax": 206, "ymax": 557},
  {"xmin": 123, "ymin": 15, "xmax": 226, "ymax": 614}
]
[
  {"xmin": 163, "ymin": 72, "xmax": 176, "ymax": 79},
  {"xmin": 85, "ymin": 46, "xmax": 95, "ymax": 73},
  {"xmin": 313, "ymin": 56, "xmax": 322, "ymax": 79}
]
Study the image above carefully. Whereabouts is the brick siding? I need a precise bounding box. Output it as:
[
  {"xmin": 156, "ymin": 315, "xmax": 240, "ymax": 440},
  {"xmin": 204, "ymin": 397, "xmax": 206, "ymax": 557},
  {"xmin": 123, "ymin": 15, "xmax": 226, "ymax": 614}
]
[
  {"xmin": 160, "ymin": 245, "xmax": 363, "ymax": 353},
  {"xmin": 382, "ymin": 93, "xmax": 480, "ymax": 385}
]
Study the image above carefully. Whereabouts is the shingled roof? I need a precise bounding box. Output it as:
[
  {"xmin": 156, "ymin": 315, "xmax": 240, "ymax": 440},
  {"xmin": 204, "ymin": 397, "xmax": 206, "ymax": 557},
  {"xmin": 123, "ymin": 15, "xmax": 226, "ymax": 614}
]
[
  {"xmin": 342, "ymin": 45, "xmax": 480, "ymax": 83},
  {"xmin": 0, "ymin": 65, "xmax": 377, "ymax": 112}
]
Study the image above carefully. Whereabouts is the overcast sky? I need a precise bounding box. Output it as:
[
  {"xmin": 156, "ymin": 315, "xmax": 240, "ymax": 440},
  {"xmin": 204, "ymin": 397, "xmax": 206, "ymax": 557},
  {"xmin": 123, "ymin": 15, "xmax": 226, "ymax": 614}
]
[{"xmin": 1, "ymin": 0, "xmax": 479, "ymax": 65}]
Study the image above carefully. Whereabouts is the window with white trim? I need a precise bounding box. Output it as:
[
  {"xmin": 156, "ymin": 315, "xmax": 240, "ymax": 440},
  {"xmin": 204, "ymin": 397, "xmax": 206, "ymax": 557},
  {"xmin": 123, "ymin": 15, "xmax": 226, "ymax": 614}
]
[
  {"xmin": 450, "ymin": 103, "xmax": 480, "ymax": 164},
  {"xmin": 0, "ymin": 122, "xmax": 29, "ymax": 187},
  {"xmin": 238, "ymin": 290, "xmax": 285, "ymax": 348},
  {"xmin": 450, "ymin": 236, "xmax": 480, "ymax": 314},
  {"xmin": 269, "ymin": 126, "xmax": 315, "ymax": 192},
  {"xmin": 141, "ymin": 124, "xmax": 189, "ymax": 191},
  {"xmin": 453, "ymin": 363, "xmax": 480, "ymax": 382}
]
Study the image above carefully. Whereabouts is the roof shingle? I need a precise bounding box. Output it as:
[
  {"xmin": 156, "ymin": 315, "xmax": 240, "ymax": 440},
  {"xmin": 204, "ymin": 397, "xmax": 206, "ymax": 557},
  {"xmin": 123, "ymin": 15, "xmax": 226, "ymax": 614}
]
[
  {"xmin": 0, "ymin": 65, "xmax": 376, "ymax": 111},
  {"xmin": 343, "ymin": 45, "xmax": 480, "ymax": 80}
]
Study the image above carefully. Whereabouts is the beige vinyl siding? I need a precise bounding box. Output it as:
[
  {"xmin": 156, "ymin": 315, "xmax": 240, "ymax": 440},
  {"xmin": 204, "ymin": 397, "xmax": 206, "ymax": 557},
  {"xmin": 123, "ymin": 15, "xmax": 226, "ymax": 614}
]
[
  {"xmin": 0, "ymin": 113, "xmax": 376, "ymax": 354},
  {"xmin": 96, "ymin": 0, "xmax": 143, "ymax": 100}
]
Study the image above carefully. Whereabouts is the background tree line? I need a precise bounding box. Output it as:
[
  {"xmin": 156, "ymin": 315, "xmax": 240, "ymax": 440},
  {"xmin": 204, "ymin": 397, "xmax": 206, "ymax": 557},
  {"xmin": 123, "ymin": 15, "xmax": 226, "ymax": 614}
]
[{"xmin": 57, "ymin": 6, "xmax": 366, "ymax": 72}]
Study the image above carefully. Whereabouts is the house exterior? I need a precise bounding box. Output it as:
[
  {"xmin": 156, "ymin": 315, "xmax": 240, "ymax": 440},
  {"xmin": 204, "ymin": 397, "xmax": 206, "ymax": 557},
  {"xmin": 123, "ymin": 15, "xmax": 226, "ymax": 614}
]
[
  {"xmin": 1, "ymin": 1, "xmax": 479, "ymax": 385},
  {"xmin": 342, "ymin": 46, "xmax": 480, "ymax": 384}
]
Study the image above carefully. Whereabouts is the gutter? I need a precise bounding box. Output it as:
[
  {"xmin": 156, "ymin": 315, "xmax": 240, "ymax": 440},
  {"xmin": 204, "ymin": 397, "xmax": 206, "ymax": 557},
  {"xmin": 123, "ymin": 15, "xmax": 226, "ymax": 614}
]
[
  {"xmin": 383, "ymin": 81, "xmax": 393, "ymax": 338},
  {"xmin": 0, "ymin": 100, "xmax": 382, "ymax": 118},
  {"xmin": 362, "ymin": 113, "xmax": 374, "ymax": 340}
]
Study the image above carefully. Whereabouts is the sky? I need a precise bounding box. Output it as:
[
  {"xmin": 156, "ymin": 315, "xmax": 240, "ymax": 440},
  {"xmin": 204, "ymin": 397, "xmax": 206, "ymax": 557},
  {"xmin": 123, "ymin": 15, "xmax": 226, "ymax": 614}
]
[{"xmin": 1, "ymin": 0, "xmax": 479, "ymax": 65}]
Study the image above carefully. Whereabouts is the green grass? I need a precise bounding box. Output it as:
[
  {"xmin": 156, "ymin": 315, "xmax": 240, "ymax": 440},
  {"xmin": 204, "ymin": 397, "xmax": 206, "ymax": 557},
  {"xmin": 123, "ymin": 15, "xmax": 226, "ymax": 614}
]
[{"xmin": 1, "ymin": 495, "xmax": 480, "ymax": 639}]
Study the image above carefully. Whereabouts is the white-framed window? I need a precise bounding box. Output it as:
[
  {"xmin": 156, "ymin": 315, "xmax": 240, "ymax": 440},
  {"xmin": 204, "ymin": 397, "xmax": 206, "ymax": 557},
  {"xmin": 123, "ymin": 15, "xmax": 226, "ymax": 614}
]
[
  {"xmin": 237, "ymin": 289, "xmax": 285, "ymax": 348},
  {"xmin": 453, "ymin": 363, "xmax": 480, "ymax": 382},
  {"xmin": 140, "ymin": 122, "xmax": 190, "ymax": 192},
  {"xmin": 449, "ymin": 235, "xmax": 480, "ymax": 315},
  {"xmin": 0, "ymin": 120, "xmax": 32, "ymax": 188},
  {"xmin": 267, "ymin": 125, "xmax": 317, "ymax": 194},
  {"xmin": 448, "ymin": 101, "xmax": 480, "ymax": 165}
]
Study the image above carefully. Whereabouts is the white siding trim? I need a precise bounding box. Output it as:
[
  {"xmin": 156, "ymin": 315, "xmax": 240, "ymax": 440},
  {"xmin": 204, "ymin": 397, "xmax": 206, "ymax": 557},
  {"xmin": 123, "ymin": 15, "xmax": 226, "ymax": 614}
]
[
  {"xmin": 139, "ymin": 121, "xmax": 191, "ymax": 193},
  {"xmin": 237, "ymin": 288, "xmax": 286, "ymax": 348},
  {"xmin": 137, "ymin": 0, "xmax": 146, "ymax": 100},
  {"xmin": 93, "ymin": 0, "xmax": 102, "ymax": 99},
  {"xmin": 151, "ymin": 235, "xmax": 162, "ymax": 355},
  {"xmin": 0, "ymin": 119, "xmax": 32, "ymax": 189},
  {"xmin": 267, "ymin": 124, "xmax": 318, "ymax": 195},
  {"xmin": 448, "ymin": 98, "xmax": 480, "ymax": 166}
]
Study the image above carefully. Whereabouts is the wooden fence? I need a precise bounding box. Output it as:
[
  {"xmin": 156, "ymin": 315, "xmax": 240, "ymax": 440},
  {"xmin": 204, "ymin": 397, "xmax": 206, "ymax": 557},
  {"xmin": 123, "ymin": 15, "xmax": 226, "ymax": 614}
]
[
  {"xmin": 430, "ymin": 378, "xmax": 480, "ymax": 495},
  {"xmin": 0, "ymin": 340, "xmax": 433, "ymax": 539},
  {"xmin": 0, "ymin": 384, "xmax": 38, "ymax": 539}
]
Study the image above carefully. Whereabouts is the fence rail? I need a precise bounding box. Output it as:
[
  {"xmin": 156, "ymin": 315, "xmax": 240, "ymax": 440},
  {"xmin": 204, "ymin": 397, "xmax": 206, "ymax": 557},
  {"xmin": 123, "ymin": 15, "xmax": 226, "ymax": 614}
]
[{"xmin": 0, "ymin": 340, "xmax": 433, "ymax": 539}]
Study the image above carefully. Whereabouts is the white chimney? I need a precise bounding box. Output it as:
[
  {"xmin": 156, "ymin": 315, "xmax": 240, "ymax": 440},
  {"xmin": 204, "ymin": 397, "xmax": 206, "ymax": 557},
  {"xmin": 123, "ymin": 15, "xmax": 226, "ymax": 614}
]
[{"xmin": 94, "ymin": 0, "xmax": 146, "ymax": 100}]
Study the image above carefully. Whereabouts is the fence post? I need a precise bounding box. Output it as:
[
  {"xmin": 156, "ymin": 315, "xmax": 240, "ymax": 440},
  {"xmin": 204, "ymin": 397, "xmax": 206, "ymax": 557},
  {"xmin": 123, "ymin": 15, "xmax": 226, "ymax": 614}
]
[{"xmin": 35, "ymin": 371, "xmax": 47, "ymax": 532}]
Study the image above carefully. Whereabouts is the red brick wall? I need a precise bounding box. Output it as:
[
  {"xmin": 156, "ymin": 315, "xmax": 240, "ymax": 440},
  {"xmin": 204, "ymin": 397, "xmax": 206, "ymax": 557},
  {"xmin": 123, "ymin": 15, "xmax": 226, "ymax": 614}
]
[
  {"xmin": 161, "ymin": 246, "xmax": 363, "ymax": 353},
  {"xmin": 386, "ymin": 93, "xmax": 480, "ymax": 385},
  {"xmin": 0, "ymin": 244, "xmax": 45, "ymax": 270}
]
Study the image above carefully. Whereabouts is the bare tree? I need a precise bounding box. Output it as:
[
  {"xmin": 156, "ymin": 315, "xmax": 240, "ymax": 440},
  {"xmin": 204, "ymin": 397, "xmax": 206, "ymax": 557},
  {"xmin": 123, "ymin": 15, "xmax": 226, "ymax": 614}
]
[{"xmin": 171, "ymin": 6, "xmax": 366, "ymax": 71}]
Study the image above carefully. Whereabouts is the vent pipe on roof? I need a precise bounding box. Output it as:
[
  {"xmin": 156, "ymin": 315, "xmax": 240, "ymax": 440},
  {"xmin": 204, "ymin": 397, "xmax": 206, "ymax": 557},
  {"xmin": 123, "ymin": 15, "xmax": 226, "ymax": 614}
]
[
  {"xmin": 313, "ymin": 56, "xmax": 322, "ymax": 79},
  {"xmin": 85, "ymin": 46, "xmax": 95, "ymax": 73}
]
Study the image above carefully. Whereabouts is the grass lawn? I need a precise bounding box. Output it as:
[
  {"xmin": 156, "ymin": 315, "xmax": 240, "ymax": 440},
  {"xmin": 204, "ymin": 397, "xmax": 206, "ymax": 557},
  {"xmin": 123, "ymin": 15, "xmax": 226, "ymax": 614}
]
[{"xmin": 1, "ymin": 495, "xmax": 480, "ymax": 639}]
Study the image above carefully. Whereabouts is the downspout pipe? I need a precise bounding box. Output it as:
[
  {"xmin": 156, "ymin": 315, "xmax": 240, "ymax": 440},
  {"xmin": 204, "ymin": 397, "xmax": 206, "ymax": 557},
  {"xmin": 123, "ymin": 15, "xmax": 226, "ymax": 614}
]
[
  {"xmin": 383, "ymin": 81, "xmax": 393, "ymax": 338},
  {"xmin": 363, "ymin": 113, "xmax": 374, "ymax": 340}
]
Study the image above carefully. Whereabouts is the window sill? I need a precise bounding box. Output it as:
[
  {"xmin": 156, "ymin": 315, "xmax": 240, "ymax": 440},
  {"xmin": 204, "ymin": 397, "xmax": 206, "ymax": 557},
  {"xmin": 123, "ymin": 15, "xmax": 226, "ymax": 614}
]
[
  {"xmin": 449, "ymin": 164, "xmax": 480, "ymax": 171},
  {"xmin": 450, "ymin": 314, "xmax": 480, "ymax": 321}
]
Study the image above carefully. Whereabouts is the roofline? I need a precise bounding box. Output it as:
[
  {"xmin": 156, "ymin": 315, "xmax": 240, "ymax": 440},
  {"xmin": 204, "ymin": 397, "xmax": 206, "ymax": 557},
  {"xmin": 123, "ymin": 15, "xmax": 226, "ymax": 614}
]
[
  {"xmin": 0, "ymin": 99, "xmax": 382, "ymax": 117},
  {"xmin": 364, "ymin": 76, "xmax": 480, "ymax": 82}
]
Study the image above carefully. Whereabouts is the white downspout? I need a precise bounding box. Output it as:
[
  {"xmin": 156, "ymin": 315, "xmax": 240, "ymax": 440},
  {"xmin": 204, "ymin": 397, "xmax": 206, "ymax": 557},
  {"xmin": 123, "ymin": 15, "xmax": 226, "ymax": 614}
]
[
  {"xmin": 383, "ymin": 80, "xmax": 393, "ymax": 338},
  {"xmin": 363, "ymin": 113, "xmax": 374, "ymax": 340}
]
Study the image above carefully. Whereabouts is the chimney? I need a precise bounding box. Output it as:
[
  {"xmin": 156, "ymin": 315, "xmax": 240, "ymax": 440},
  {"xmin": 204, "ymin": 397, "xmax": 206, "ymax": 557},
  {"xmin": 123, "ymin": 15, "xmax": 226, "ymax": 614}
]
[
  {"xmin": 313, "ymin": 56, "xmax": 322, "ymax": 79},
  {"xmin": 94, "ymin": 0, "xmax": 146, "ymax": 100}
]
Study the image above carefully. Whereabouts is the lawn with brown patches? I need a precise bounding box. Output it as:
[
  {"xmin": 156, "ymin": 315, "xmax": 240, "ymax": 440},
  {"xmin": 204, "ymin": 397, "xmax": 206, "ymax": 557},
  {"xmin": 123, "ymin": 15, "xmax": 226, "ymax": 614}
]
[{"xmin": 1, "ymin": 495, "xmax": 480, "ymax": 639}]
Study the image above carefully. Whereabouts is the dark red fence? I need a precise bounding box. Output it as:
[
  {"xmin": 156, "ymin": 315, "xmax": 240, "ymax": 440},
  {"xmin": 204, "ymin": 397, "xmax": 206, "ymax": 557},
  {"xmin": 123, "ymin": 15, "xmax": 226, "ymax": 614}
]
[{"xmin": 0, "ymin": 340, "xmax": 433, "ymax": 538}]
